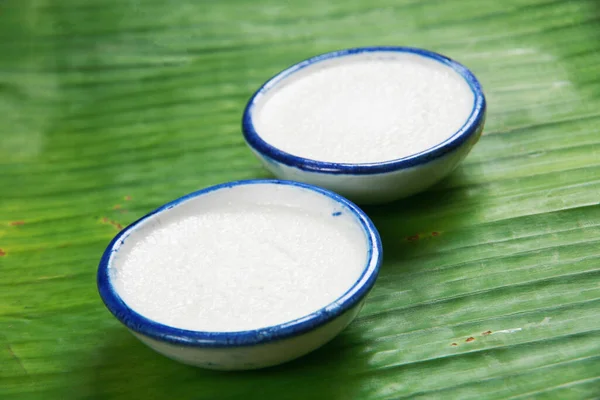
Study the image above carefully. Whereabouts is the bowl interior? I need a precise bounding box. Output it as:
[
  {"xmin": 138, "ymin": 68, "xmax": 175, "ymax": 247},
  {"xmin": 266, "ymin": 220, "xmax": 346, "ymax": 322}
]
[{"xmin": 98, "ymin": 180, "xmax": 382, "ymax": 346}]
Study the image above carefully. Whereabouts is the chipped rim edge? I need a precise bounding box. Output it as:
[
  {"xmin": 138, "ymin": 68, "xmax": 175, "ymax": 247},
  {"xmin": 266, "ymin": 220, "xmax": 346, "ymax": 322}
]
[
  {"xmin": 242, "ymin": 46, "xmax": 486, "ymax": 175},
  {"xmin": 97, "ymin": 179, "xmax": 383, "ymax": 348}
]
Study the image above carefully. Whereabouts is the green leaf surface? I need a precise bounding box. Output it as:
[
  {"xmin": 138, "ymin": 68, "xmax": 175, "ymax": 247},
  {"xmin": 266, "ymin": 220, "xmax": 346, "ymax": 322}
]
[{"xmin": 1, "ymin": 0, "xmax": 599, "ymax": 399}]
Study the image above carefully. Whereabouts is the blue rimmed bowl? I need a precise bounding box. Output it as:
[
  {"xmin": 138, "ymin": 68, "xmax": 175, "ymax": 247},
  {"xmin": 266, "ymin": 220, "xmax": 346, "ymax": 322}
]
[
  {"xmin": 242, "ymin": 46, "xmax": 486, "ymax": 204},
  {"xmin": 97, "ymin": 179, "xmax": 382, "ymax": 370}
]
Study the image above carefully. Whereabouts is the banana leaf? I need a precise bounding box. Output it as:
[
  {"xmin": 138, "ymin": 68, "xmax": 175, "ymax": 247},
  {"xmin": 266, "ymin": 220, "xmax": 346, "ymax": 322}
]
[{"xmin": 1, "ymin": 0, "xmax": 599, "ymax": 398}]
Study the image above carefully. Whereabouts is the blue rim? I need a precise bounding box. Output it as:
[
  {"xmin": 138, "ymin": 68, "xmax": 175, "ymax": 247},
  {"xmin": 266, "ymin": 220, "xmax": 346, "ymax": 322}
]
[
  {"xmin": 97, "ymin": 179, "xmax": 383, "ymax": 348},
  {"xmin": 242, "ymin": 46, "xmax": 486, "ymax": 175}
]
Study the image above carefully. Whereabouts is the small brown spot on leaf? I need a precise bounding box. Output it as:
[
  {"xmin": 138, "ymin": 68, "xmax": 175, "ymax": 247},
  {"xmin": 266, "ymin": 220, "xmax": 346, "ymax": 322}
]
[
  {"xmin": 466, "ymin": 337, "xmax": 475, "ymax": 343},
  {"xmin": 9, "ymin": 221, "xmax": 25, "ymax": 226},
  {"xmin": 482, "ymin": 330, "xmax": 492, "ymax": 336},
  {"xmin": 0, "ymin": 249, "xmax": 5, "ymax": 256},
  {"xmin": 432, "ymin": 231, "xmax": 440, "ymax": 236},
  {"xmin": 113, "ymin": 204, "xmax": 122, "ymax": 210},
  {"xmin": 101, "ymin": 217, "xmax": 123, "ymax": 231},
  {"xmin": 108, "ymin": 220, "xmax": 123, "ymax": 230},
  {"xmin": 119, "ymin": 209, "xmax": 128, "ymax": 214},
  {"xmin": 407, "ymin": 234, "xmax": 419, "ymax": 241},
  {"xmin": 451, "ymin": 343, "xmax": 458, "ymax": 346},
  {"xmin": 125, "ymin": 195, "xmax": 132, "ymax": 201}
]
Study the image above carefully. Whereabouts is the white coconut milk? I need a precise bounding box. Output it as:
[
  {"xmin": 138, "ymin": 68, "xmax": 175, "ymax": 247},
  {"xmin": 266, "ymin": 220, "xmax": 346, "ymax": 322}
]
[
  {"xmin": 253, "ymin": 52, "xmax": 475, "ymax": 163},
  {"xmin": 111, "ymin": 189, "xmax": 368, "ymax": 332}
]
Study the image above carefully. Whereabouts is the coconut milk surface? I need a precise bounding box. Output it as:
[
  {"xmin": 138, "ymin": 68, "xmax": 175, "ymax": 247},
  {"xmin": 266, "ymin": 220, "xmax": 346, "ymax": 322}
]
[
  {"xmin": 111, "ymin": 203, "xmax": 367, "ymax": 332},
  {"xmin": 254, "ymin": 52, "xmax": 475, "ymax": 163}
]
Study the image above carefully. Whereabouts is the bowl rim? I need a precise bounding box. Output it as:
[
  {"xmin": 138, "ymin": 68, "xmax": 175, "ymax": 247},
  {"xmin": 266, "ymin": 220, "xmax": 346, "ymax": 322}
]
[
  {"xmin": 97, "ymin": 179, "xmax": 383, "ymax": 348},
  {"xmin": 242, "ymin": 46, "xmax": 486, "ymax": 175}
]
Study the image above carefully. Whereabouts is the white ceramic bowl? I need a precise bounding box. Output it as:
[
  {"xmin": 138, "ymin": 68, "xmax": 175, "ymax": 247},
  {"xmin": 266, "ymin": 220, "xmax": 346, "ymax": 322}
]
[
  {"xmin": 242, "ymin": 46, "xmax": 486, "ymax": 204},
  {"xmin": 97, "ymin": 180, "xmax": 382, "ymax": 370}
]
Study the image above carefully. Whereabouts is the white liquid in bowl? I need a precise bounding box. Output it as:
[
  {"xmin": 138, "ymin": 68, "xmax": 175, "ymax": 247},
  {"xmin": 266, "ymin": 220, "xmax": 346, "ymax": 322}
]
[
  {"xmin": 253, "ymin": 52, "xmax": 475, "ymax": 164},
  {"xmin": 110, "ymin": 184, "xmax": 369, "ymax": 332}
]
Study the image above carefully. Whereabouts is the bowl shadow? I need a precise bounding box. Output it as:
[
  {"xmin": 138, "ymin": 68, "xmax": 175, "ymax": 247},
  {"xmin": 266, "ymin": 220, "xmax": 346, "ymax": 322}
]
[
  {"xmin": 85, "ymin": 324, "xmax": 371, "ymax": 400},
  {"xmin": 361, "ymin": 168, "xmax": 479, "ymax": 274}
]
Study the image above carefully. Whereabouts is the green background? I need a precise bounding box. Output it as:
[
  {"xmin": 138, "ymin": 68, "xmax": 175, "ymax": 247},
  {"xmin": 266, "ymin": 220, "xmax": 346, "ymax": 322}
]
[{"xmin": 1, "ymin": 0, "xmax": 599, "ymax": 398}]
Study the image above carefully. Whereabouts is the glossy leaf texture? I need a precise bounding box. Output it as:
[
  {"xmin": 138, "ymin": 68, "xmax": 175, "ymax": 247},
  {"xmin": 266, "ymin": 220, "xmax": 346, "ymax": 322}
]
[{"xmin": 1, "ymin": 0, "xmax": 599, "ymax": 399}]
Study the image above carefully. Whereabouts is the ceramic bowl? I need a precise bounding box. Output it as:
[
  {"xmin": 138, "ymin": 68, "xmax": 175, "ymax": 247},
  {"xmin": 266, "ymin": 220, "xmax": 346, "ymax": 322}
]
[
  {"xmin": 242, "ymin": 46, "xmax": 486, "ymax": 204},
  {"xmin": 97, "ymin": 179, "xmax": 382, "ymax": 370}
]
